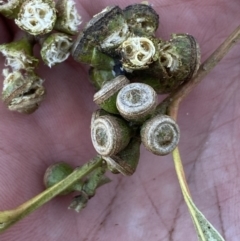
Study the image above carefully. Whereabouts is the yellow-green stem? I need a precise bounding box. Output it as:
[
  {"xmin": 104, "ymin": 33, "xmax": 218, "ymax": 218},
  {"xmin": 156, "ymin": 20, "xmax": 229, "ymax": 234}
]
[
  {"xmin": 172, "ymin": 147, "xmax": 225, "ymax": 241},
  {"xmin": 172, "ymin": 147, "xmax": 205, "ymax": 237},
  {"xmin": 167, "ymin": 25, "xmax": 240, "ymax": 241},
  {"xmin": 0, "ymin": 155, "xmax": 103, "ymax": 233}
]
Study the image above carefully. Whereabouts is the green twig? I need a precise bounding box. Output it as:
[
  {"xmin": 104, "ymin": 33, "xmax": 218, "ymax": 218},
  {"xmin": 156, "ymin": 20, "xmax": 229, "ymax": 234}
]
[
  {"xmin": 0, "ymin": 155, "xmax": 103, "ymax": 233},
  {"xmin": 169, "ymin": 24, "xmax": 240, "ymax": 241}
]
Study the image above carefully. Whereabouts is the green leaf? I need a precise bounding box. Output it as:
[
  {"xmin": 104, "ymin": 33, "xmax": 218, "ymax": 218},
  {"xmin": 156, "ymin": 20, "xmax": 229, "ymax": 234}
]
[{"xmin": 187, "ymin": 192, "xmax": 225, "ymax": 241}]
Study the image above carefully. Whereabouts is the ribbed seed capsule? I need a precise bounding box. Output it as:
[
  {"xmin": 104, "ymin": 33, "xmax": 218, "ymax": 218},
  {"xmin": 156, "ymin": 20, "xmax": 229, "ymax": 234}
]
[
  {"xmin": 123, "ymin": 3, "xmax": 159, "ymax": 36},
  {"xmin": 93, "ymin": 75, "xmax": 129, "ymax": 114},
  {"xmin": 116, "ymin": 83, "xmax": 157, "ymax": 122},
  {"xmin": 103, "ymin": 137, "xmax": 141, "ymax": 176},
  {"xmin": 141, "ymin": 114, "xmax": 180, "ymax": 155},
  {"xmin": 91, "ymin": 115, "xmax": 132, "ymax": 156}
]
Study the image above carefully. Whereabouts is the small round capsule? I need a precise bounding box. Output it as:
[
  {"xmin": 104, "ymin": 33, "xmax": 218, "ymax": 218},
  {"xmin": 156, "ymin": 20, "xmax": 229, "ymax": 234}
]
[
  {"xmin": 141, "ymin": 114, "xmax": 180, "ymax": 155},
  {"xmin": 123, "ymin": 3, "xmax": 159, "ymax": 36},
  {"xmin": 43, "ymin": 162, "xmax": 76, "ymax": 195},
  {"xmin": 116, "ymin": 83, "xmax": 157, "ymax": 122},
  {"xmin": 93, "ymin": 75, "xmax": 130, "ymax": 114},
  {"xmin": 91, "ymin": 115, "xmax": 132, "ymax": 156}
]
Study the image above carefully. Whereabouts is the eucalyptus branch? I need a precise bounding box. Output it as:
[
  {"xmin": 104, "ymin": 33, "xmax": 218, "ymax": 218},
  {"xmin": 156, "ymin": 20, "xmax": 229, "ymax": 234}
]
[
  {"xmin": 0, "ymin": 4, "xmax": 239, "ymax": 238},
  {"xmin": 168, "ymin": 25, "xmax": 240, "ymax": 241},
  {"xmin": 0, "ymin": 156, "xmax": 104, "ymax": 233}
]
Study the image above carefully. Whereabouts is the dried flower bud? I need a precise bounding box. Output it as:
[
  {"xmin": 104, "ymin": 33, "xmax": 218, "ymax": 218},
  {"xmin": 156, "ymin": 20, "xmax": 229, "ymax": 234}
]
[
  {"xmin": 54, "ymin": 0, "xmax": 82, "ymax": 35},
  {"xmin": 40, "ymin": 33, "xmax": 72, "ymax": 67},
  {"xmin": 0, "ymin": 0, "xmax": 23, "ymax": 18},
  {"xmin": 2, "ymin": 70, "xmax": 45, "ymax": 114},
  {"xmin": 15, "ymin": 0, "xmax": 57, "ymax": 35},
  {"xmin": 123, "ymin": 3, "xmax": 159, "ymax": 36}
]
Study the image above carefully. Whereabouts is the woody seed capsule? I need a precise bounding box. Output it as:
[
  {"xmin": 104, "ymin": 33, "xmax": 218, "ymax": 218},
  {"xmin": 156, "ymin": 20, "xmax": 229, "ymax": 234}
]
[
  {"xmin": 116, "ymin": 82, "xmax": 157, "ymax": 122},
  {"xmin": 123, "ymin": 3, "xmax": 159, "ymax": 36},
  {"xmin": 141, "ymin": 114, "xmax": 180, "ymax": 155},
  {"xmin": 91, "ymin": 115, "xmax": 132, "ymax": 156},
  {"xmin": 136, "ymin": 34, "xmax": 201, "ymax": 93},
  {"xmin": 93, "ymin": 75, "xmax": 129, "ymax": 114}
]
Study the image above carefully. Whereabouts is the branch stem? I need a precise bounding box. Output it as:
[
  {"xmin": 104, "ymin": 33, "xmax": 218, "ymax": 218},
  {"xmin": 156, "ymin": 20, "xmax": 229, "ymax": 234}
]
[
  {"xmin": 0, "ymin": 155, "xmax": 103, "ymax": 233},
  {"xmin": 172, "ymin": 148, "xmax": 225, "ymax": 241},
  {"xmin": 168, "ymin": 24, "xmax": 240, "ymax": 241},
  {"xmin": 0, "ymin": 23, "xmax": 239, "ymax": 236}
]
